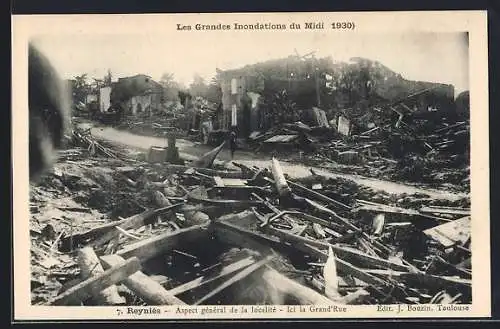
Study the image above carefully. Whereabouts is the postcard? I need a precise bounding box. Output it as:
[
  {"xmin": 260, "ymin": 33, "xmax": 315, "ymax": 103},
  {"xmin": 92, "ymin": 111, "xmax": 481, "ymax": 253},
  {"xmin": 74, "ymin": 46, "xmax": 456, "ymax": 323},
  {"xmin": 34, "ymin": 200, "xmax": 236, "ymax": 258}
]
[{"xmin": 12, "ymin": 10, "xmax": 490, "ymax": 320}]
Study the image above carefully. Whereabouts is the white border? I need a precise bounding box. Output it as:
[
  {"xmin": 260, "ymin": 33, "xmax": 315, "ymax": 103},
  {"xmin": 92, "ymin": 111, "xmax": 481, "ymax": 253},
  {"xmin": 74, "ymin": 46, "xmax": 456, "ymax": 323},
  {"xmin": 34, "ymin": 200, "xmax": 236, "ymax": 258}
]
[{"xmin": 12, "ymin": 11, "xmax": 490, "ymax": 320}]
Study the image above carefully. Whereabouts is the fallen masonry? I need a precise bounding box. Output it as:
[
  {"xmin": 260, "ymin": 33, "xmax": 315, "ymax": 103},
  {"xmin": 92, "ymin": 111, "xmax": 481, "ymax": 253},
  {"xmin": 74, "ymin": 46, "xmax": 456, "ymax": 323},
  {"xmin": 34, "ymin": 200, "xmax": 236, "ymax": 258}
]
[{"xmin": 30, "ymin": 126, "xmax": 472, "ymax": 306}]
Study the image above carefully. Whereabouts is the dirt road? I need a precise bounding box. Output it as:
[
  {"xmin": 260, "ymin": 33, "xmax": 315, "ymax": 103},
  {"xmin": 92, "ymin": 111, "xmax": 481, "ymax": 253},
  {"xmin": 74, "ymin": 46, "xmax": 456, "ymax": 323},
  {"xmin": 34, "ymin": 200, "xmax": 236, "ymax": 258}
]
[{"xmin": 86, "ymin": 124, "xmax": 468, "ymax": 201}]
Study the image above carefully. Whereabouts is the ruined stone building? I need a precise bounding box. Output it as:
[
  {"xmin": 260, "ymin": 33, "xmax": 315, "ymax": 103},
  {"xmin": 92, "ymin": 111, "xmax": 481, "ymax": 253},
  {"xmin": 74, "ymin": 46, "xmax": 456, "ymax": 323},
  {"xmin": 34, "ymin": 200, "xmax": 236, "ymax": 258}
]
[
  {"xmin": 109, "ymin": 74, "xmax": 163, "ymax": 114},
  {"xmin": 216, "ymin": 55, "xmax": 458, "ymax": 138},
  {"xmin": 216, "ymin": 55, "xmax": 326, "ymax": 137}
]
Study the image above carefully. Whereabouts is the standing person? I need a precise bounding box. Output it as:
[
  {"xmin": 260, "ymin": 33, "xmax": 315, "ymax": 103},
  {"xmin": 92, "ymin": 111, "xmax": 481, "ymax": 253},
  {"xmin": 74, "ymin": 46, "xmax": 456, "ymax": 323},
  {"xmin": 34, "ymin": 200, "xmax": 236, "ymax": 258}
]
[{"xmin": 229, "ymin": 129, "xmax": 237, "ymax": 160}]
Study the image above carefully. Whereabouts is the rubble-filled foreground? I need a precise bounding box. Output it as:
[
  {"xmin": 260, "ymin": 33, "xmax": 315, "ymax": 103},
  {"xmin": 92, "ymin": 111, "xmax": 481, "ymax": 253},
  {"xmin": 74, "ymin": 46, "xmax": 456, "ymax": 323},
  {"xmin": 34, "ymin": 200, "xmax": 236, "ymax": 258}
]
[{"xmin": 30, "ymin": 129, "xmax": 471, "ymax": 306}]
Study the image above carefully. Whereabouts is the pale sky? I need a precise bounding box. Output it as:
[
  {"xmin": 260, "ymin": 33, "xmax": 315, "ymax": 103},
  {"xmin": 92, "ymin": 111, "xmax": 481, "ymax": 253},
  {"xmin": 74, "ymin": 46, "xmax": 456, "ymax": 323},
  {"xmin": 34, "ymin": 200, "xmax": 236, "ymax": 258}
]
[{"xmin": 31, "ymin": 32, "xmax": 469, "ymax": 96}]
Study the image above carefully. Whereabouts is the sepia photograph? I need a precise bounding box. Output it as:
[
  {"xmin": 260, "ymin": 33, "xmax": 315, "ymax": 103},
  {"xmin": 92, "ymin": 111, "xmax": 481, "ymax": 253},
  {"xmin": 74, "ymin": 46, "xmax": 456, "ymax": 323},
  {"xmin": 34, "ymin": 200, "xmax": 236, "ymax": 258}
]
[{"xmin": 12, "ymin": 11, "xmax": 489, "ymax": 320}]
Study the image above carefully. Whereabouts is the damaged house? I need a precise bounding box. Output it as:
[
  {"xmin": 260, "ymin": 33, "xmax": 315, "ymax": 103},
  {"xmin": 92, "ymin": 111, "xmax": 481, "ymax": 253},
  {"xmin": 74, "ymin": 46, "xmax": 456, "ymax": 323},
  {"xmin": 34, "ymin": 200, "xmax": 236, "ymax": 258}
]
[
  {"xmin": 216, "ymin": 55, "xmax": 334, "ymax": 138},
  {"xmin": 216, "ymin": 69, "xmax": 264, "ymax": 137},
  {"xmin": 109, "ymin": 74, "xmax": 163, "ymax": 115},
  {"xmin": 215, "ymin": 55, "xmax": 456, "ymax": 139},
  {"xmin": 326, "ymin": 57, "xmax": 456, "ymax": 136}
]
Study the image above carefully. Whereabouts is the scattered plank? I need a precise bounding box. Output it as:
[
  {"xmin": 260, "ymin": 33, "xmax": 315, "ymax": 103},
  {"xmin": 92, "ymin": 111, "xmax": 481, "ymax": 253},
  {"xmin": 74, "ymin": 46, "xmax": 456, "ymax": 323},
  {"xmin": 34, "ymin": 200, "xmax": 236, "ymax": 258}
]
[
  {"xmin": 357, "ymin": 199, "xmax": 451, "ymax": 222},
  {"xmin": 324, "ymin": 246, "xmax": 341, "ymax": 299},
  {"xmin": 428, "ymin": 255, "xmax": 472, "ymax": 279},
  {"xmin": 287, "ymin": 178, "xmax": 351, "ymax": 211},
  {"xmin": 259, "ymin": 209, "xmax": 344, "ymax": 233},
  {"xmin": 186, "ymin": 195, "xmax": 263, "ymax": 208},
  {"xmin": 423, "ymin": 216, "xmax": 471, "ymax": 248}
]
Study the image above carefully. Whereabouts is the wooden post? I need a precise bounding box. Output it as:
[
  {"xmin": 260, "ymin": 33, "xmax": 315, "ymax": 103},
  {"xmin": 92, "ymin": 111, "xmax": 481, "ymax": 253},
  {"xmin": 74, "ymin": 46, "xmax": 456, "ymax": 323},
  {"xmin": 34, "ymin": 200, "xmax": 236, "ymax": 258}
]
[{"xmin": 271, "ymin": 157, "xmax": 292, "ymax": 199}]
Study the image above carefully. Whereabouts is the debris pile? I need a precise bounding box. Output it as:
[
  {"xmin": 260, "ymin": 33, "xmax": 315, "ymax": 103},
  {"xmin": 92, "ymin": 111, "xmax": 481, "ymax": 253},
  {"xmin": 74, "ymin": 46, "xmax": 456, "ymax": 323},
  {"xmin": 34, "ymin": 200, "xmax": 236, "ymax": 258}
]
[
  {"xmin": 115, "ymin": 113, "xmax": 185, "ymax": 139},
  {"xmin": 248, "ymin": 97, "xmax": 469, "ymax": 192},
  {"xmin": 31, "ymin": 131, "xmax": 471, "ymax": 306}
]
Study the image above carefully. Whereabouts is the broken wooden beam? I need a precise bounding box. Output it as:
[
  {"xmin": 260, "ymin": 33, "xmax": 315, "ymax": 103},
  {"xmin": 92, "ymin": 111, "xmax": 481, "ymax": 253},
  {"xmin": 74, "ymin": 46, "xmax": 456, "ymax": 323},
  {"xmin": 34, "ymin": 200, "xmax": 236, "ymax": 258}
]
[
  {"xmin": 287, "ymin": 179, "xmax": 351, "ymax": 211},
  {"xmin": 100, "ymin": 254, "xmax": 186, "ymax": 305},
  {"xmin": 193, "ymin": 254, "xmax": 273, "ymax": 305},
  {"xmin": 89, "ymin": 203, "xmax": 185, "ymax": 248},
  {"xmin": 160, "ymin": 164, "xmax": 250, "ymax": 179},
  {"xmin": 251, "ymin": 193, "xmax": 304, "ymax": 232},
  {"xmin": 396, "ymin": 272, "xmax": 471, "ymax": 293},
  {"xmin": 305, "ymin": 198, "xmax": 360, "ymax": 231},
  {"xmin": 305, "ymin": 198, "xmax": 393, "ymax": 255},
  {"xmin": 264, "ymin": 224, "xmax": 410, "ymax": 272},
  {"xmin": 169, "ymin": 256, "xmax": 256, "ymax": 296},
  {"xmin": 260, "ymin": 265, "xmax": 335, "ymax": 304},
  {"xmin": 419, "ymin": 206, "xmax": 470, "ymax": 216},
  {"xmin": 116, "ymin": 224, "xmax": 209, "ymax": 262},
  {"xmin": 303, "ymin": 243, "xmax": 389, "ymax": 289},
  {"xmin": 211, "ymin": 218, "xmax": 284, "ymax": 254},
  {"xmin": 231, "ymin": 162, "xmax": 258, "ymax": 177},
  {"xmin": 429, "ymin": 255, "xmax": 472, "ymax": 279},
  {"xmin": 356, "ymin": 199, "xmax": 451, "ymax": 223},
  {"xmin": 258, "ymin": 209, "xmax": 344, "ymax": 234},
  {"xmin": 61, "ymin": 204, "xmax": 184, "ymax": 249},
  {"xmin": 48, "ymin": 256, "xmax": 140, "ymax": 306},
  {"xmin": 212, "ymin": 212, "xmax": 389, "ymax": 290},
  {"xmin": 77, "ymin": 247, "xmax": 125, "ymax": 305},
  {"xmin": 191, "ymin": 141, "xmax": 226, "ymax": 168},
  {"xmin": 210, "ymin": 186, "xmax": 272, "ymax": 198},
  {"xmin": 186, "ymin": 194, "xmax": 262, "ymax": 208}
]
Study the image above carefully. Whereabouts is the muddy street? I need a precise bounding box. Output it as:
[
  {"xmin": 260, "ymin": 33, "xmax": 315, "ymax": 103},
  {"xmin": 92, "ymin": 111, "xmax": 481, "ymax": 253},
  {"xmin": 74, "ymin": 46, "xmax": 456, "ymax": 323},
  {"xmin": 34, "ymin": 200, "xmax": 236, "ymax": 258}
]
[{"xmin": 85, "ymin": 123, "xmax": 467, "ymax": 202}]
